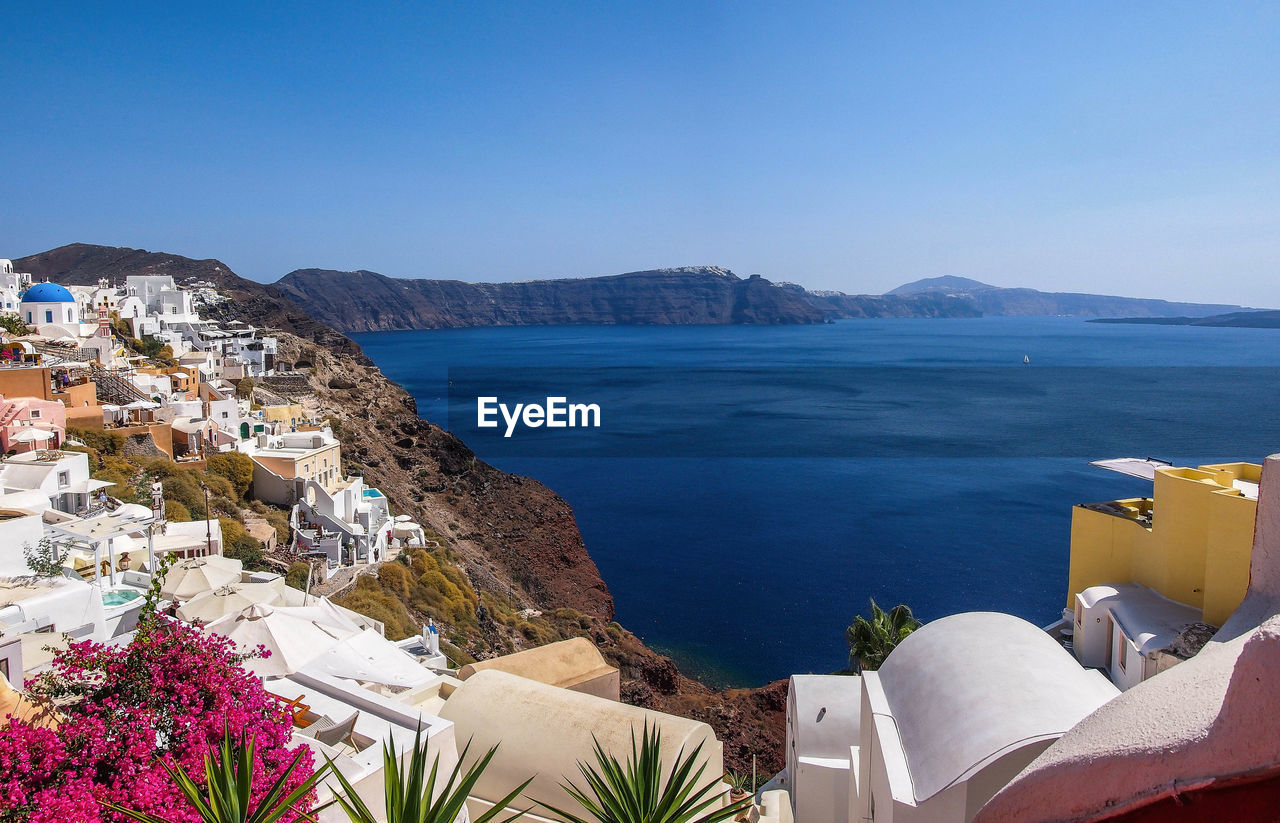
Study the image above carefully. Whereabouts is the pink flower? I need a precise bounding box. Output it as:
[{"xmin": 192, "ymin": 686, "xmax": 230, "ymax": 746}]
[{"xmin": 1, "ymin": 620, "xmax": 315, "ymax": 823}]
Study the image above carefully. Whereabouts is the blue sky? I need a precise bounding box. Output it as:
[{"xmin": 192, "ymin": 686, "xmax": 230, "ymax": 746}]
[{"xmin": 1, "ymin": 2, "xmax": 1277, "ymax": 305}]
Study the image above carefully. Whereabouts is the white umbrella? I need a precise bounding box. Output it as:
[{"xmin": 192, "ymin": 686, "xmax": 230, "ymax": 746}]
[
  {"xmin": 110, "ymin": 503, "xmax": 153, "ymax": 521},
  {"xmin": 393, "ymin": 514, "xmax": 415, "ymax": 523},
  {"xmin": 9, "ymin": 429, "xmax": 55, "ymax": 444},
  {"xmin": 301, "ymin": 628, "xmax": 436, "ymax": 687},
  {"xmin": 176, "ymin": 580, "xmax": 286, "ymax": 624},
  {"xmin": 204, "ymin": 604, "xmax": 359, "ymax": 677},
  {"xmin": 100, "ymin": 404, "xmax": 121, "ymax": 412},
  {"xmin": 160, "ymin": 555, "xmax": 243, "ymax": 601},
  {"xmin": 57, "ymin": 360, "xmax": 90, "ymax": 369},
  {"xmin": 53, "ymin": 336, "xmax": 79, "ymax": 345},
  {"xmin": 124, "ymin": 399, "xmax": 160, "ymax": 410}
]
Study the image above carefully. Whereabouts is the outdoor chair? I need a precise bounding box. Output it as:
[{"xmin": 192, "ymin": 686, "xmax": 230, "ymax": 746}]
[{"xmin": 299, "ymin": 710, "xmax": 360, "ymax": 750}]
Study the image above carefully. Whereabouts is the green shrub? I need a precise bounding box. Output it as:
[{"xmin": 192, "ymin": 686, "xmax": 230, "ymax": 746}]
[
  {"xmin": 335, "ymin": 576, "xmax": 416, "ymax": 640},
  {"xmin": 285, "ymin": 562, "xmax": 311, "ymax": 590},
  {"xmin": 69, "ymin": 427, "xmax": 125, "ymax": 456},
  {"xmin": 165, "ymin": 499, "xmax": 192, "ymax": 522},
  {"xmin": 378, "ymin": 562, "xmax": 414, "ymax": 600},
  {"xmin": 219, "ymin": 518, "xmax": 265, "ymax": 569},
  {"xmin": 207, "ymin": 452, "xmax": 254, "ymax": 499}
]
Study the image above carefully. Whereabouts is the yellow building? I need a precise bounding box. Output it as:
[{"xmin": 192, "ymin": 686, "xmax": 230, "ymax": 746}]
[
  {"xmin": 249, "ymin": 431, "xmax": 343, "ymax": 506},
  {"xmin": 1068, "ymin": 461, "xmax": 1259, "ymax": 628},
  {"xmin": 260, "ymin": 403, "xmax": 304, "ymax": 429}
]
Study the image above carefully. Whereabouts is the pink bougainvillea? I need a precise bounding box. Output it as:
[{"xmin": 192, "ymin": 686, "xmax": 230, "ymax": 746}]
[{"xmin": 0, "ymin": 619, "xmax": 315, "ymax": 822}]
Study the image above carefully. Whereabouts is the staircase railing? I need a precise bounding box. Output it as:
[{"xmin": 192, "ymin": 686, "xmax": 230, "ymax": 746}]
[{"xmin": 88, "ymin": 365, "xmax": 151, "ymax": 406}]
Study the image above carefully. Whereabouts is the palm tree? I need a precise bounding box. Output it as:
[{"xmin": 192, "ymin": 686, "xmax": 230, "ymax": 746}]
[
  {"xmin": 845, "ymin": 599, "xmax": 921, "ymax": 673},
  {"xmin": 539, "ymin": 722, "xmax": 751, "ymax": 823},
  {"xmin": 103, "ymin": 727, "xmax": 330, "ymax": 823},
  {"xmin": 326, "ymin": 724, "xmax": 532, "ymax": 823}
]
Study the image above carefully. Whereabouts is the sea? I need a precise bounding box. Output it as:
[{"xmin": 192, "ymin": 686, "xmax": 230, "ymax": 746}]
[{"xmin": 352, "ymin": 317, "xmax": 1280, "ymax": 687}]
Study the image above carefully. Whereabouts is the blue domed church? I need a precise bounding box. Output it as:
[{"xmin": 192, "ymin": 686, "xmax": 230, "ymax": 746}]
[{"xmin": 20, "ymin": 281, "xmax": 80, "ymax": 337}]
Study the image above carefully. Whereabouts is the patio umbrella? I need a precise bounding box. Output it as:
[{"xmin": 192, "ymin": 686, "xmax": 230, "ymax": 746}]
[
  {"xmin": 53, "ymin": 336, "xmax": 78, "ymax": 344},
  {"xmin": 159, "ymin": 555, "xmax": 243, "ymax": 601},
  {"xmin": 124, "ymin": 399, "xmax": 161, "ymax": 410},
  {"xmin": 204, "ymin": 604, "xmax": 360, "ymax": 677},
  {"xmin": 176, "ymin": 580, "xmax": 287, "ymax": 624},
  {"xmin": 301, "ymin": 628, "xmax": 436, "ymax": 687},
  {"xmin": 9, "ymin": 429, "xmax": 55, "ymax": 444},
  {"xmin": 57, "ymin": 360, "xmax": 90, "ymax": 369},
  {"xmin": 393, "ymin": 514, "xmax": 415, "ymax": 523}
]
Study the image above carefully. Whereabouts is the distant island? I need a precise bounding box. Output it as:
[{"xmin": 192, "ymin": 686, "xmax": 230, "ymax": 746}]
[
  {"xmin": 276, "ymin": 266, "xmax": 1256, "ymax": 332},
  {"xmin": 1090, "ymin": 310, "xmax": 1280, "ymax": 329}
]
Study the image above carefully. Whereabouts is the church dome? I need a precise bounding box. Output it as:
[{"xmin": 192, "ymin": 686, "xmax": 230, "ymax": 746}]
[{"xmin": 20, "ymin": 282, "xmax": 75, "ymax": 303}]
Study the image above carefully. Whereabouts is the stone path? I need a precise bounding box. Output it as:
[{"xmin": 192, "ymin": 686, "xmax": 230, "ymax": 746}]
[{"xmin": 311, "ymin": 561, "xmax": 383, "ymax": 598}]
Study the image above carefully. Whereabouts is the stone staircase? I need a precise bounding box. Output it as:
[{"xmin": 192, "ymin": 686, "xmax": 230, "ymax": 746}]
[{"xmin": 89, "ymin": 365, "xmax": 151, "ymax": 405}]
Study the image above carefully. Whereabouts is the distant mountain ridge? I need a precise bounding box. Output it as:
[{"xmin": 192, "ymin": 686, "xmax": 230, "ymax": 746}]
[
  {"xmin": 885, "ymin": 275, "xmax": 997, "ymax": 295},
  {"xmin": 274, "ymin": 267, "xmax": 827, "ymax": 331},
  {"xmin": 276, "ymin": 267, "xmax": 1253, "ymax": 332},
  {"xmin": 841, "ymin": 276, "xmax": 1251, "ymax": 321}
]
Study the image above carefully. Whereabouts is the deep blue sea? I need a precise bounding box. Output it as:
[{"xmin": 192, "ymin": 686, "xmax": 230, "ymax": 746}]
[{"xmin": 354, "ymin": 317, "xmax": 1280, "ymax": 687}]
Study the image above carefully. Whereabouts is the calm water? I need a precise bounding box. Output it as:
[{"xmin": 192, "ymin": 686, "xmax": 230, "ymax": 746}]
[{"xmin": 354, "ymin": 317, "xmax": 1280, "ymax": 686}]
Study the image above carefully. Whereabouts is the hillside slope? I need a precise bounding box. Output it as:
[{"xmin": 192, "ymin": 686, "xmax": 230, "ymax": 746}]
[{"xmin": 274, "ymin": 266, "xmax": 826, "ymax": 331}]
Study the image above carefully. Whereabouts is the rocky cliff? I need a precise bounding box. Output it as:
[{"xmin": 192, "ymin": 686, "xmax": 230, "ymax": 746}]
[{"xmin": 274, "ymin": 266, "xmax": 826, "ymax": 331}]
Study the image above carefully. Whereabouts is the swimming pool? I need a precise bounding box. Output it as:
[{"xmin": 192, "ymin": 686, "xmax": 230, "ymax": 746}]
[
  {"xmin": 362, "ymin": 488, "xmax": 385, "ymax": 498},
  {"xmin": 102, "ymin": 589, "xmax": 142, "ymax": 608}
]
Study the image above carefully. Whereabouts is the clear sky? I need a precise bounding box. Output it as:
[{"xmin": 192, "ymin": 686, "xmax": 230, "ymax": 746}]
[{"xmin": 2, "ymin": 2, "xmax": 1277, "ymax": 305}]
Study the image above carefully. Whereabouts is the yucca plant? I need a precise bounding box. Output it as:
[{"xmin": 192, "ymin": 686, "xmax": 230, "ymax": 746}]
[
  {"xmin": 103, "ymin": 726, "xmax": 330, "ymax": 823},
  {"xmin": 723, "ymin": 771, "xmax": 749, "ymax": 795},
  {"xmin": 539, "ymin": 722, "xmax": 751, "ymax": 823},
  {"xmin": 326, "ymin": 724, "xmax": 533, "ymax": 823}
]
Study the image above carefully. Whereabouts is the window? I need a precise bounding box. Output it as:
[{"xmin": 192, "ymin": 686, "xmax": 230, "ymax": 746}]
[
  {"xmin": 57, "ymin": 471, "xmax": 70, "ymax": 487},
  {"xmin": 1118, "ymin": 635, "xmax": 1130, "ymax": 673},
  {"xmin": 44, "ymin": 310, "xmax": 52, "ymax": 323},
  {"xmin": 30, "ymin": 409, "xmax": 41, "ymax": 419}
]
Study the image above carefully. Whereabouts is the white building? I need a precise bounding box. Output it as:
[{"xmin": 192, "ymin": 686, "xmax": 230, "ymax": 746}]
[
  {"xmin": 19, "ymin": 282, "xmax": 81, "ymax": 338},
  {"xmin": 784, "ymin": 613, "xmax": 1119, "ymax": 823},
  {"xmin": 0, "ymin": 450, "xmax": 113, "ymax": 516},
  {"xmin": 294, "ymin": 474, "xmax": 393, "ymax": 567},
  {"xmin": 1071, "ymin": 583, "xmax": 1205, "ymax": 691},
  {"xmin": 125, "ymin": 275, "xmax": 200, "ymax": 324},
  {"xmin": 0, "ymin": 259, "xmax": 32, "ymax": 315}
]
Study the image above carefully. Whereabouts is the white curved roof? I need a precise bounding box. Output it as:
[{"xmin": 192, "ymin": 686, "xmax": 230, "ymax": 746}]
[{"xmin": 877, "ymin": 612, "xmax": 1119, "ymax": 802}]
